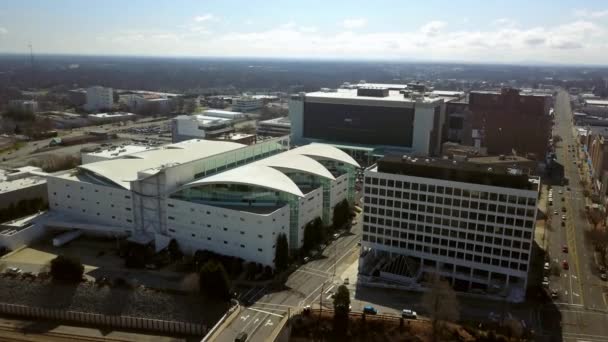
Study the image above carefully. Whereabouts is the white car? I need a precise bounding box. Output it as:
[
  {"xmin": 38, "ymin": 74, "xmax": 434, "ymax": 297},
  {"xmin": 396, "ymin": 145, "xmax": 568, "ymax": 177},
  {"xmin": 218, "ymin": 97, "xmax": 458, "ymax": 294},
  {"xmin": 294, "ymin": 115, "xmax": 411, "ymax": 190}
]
[
  {"xmin": 553, "ymin": 210, "xmax": 558, "ymax": 215},
  {"xmin": 561, "ymin": 215, "xmax": 566, "ymax": 220},
  {"xmin": 402, "ymin": 309, "xmax": 417, "ymax": 319},
  {"xmin": 544, "ymin": 262, "xmax": 550, "ymax": 271}
]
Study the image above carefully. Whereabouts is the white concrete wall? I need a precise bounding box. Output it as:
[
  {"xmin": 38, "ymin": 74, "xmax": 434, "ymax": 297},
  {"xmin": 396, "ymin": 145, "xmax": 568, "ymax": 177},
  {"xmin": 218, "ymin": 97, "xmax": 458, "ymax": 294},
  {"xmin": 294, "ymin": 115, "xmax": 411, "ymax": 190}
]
[
  {"xmin": 165, "ymin": 198, "xmax": 290, "ymax": 266},
  {"xmin": 47, "ymin": 176, "xmax": 135, "ymax": 230},
  {"xmin": 288, "ymin": 98, "xmax": 304, "ymax": 144},
  {"xmin": 329, "ymin": 173, "xmax": 349, "ymax": 222},
  {"xmin": 0, "ymin": 223, "xmax": 47, "ymax": 250},
  {"xmin": 85, "ymin": 87, "xmax": 113, "ymax": 112},
  {"xmin": 296, "ymin": 187, "xmax": 323, "ymax": 248},
  {"xmin": 411, "ymin": 105, "xmax": 436, "ymax": 156}
]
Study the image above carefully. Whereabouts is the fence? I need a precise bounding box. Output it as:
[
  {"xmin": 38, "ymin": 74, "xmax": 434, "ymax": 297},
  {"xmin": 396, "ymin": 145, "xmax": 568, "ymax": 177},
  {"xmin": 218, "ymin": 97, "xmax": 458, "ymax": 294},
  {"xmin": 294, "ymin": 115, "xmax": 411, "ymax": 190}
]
[{"xmin": 0, "ymin": 302, "xmax": 207, "ymax": 336}]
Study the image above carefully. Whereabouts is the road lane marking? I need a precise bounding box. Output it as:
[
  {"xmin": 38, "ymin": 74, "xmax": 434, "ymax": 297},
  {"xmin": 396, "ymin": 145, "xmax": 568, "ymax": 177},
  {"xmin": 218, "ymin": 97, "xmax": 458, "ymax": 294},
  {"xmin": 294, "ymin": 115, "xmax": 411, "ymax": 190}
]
[
  {"xmin": 253, "ymin": 302, "xmax": 296, "ymax": 308},
  {"xmin": 300, "ymin": 281, "xmax": 328, "ymax": 306},
  {"xmin": 295, "ymin": 269, "xmax": 331, "ymax": 278},
  {"xmin": 324, "ymin": 244, "xmax": 359, "ymax": 273},
  {"xmin": 248, "ymin": 307, "xmax": 284, "ymax": 317}
]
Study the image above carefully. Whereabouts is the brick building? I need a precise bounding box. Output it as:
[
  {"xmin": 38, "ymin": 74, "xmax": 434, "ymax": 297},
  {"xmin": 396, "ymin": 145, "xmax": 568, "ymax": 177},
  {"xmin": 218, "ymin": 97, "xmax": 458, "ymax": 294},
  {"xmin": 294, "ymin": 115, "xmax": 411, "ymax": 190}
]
[{"xmin": 469, "ymin": 88, "xmax": 552, "ymax": 161}]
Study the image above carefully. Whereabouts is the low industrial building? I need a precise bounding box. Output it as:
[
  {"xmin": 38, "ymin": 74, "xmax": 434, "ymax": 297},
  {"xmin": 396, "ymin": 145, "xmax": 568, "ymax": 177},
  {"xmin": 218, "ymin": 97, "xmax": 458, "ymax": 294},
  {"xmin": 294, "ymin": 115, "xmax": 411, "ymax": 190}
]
[
  {"xmin": 0, "ymin": 167, "xmax": 47, "ymax": 210},
  {"xmin": 202, "ymin": 109, "xmax": 245, "ymax": 120},
  {"xmin": 88, "ymin": 112, "xmax": 136, "ymax": 123},
  {"xmin": 257, "ymin": 117, "xmax": 291, "ymax": 137},
  {"xmin": 361, "ymin": 155, "xmax": 539, "ymax": 302},
  {"xmin": 45, "ymin": 138, "xmax": 359, "ymax": 267},
  {"xmin": 85, "ymin": 86, "xmax": 114, "ymax": 113},
  {"xmin": 8, "ymin": 100, "xmax": 38, "ymax": 114},
  {"xmin": 232, "ymin": 96, "xmax": 263, "ymax": 112},
  {"xmin": 171, "ymin": 115, "xmax": 235, "ymax": 142}
]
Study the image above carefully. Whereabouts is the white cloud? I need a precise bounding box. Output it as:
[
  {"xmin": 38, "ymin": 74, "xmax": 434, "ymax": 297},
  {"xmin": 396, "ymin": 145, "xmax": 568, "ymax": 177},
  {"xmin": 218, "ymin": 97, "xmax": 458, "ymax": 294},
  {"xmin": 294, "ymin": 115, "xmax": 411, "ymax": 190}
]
[
  {"xmin": 0, "ymin": 27, "xmax": 7, "ymax": 35},
  {"xmin": 420, "ymin": 21, "xmax": 446, "ymax": 36},
  {"xmin": 87, "ymin": 19, "xmax": 608, "ymax": 64},
  {"xmin": 194, "ymin": 14, "xmax": 216, "ymax": 22},
  {"xmin": 574, "ymin": 9, "xmax": 608, "ymax": 18},
  {"xmin": 341, "ymin": 18, "xmax": 367, "ymax": 29}
]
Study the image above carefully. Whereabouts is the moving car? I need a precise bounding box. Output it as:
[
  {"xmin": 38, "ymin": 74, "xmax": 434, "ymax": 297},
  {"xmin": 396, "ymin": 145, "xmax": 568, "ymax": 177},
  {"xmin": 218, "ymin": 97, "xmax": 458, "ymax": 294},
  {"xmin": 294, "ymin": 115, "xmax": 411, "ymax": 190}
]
[
  {"xmin": 303, "ymin": 257, "xmax": 310, "ymax": 263},
  {"xmin": 562, "ymin": 207, "xmax": 567, "ymax": 212},
  {"xmin": 363, "ymin": 306, "xmax": 377, "ymax": 314},
  {"xmin": 333, "ymin": 233, "xmax": 340, "ymax": 240},
  {"xmin": 343, "ymin": 278, "xmax": 349, "ymax": 285},
  {"xmin": 562, "ymin": 260, "xmax": 569, "ymax": 270},
  {"xmin": 553, "ymin": 210, "xmax": 558, "ymax": 215},
  {"xmin": 561, "ymin": 215, "xmax": 566, "ymax": 220},
  {"xmin": 544, "ymin": 262, "xmax": 550, "ymax": 271},
  {"xmin": 235, "ymin": 332, "xmax": 248, "ymax": 342},
  {"xmin": 402, "ymin": 309, "xmax": 417, "ymax": 319},
  {"xmin": 562, "ymin": 245, "xmax": 568, "ymax": 253}
]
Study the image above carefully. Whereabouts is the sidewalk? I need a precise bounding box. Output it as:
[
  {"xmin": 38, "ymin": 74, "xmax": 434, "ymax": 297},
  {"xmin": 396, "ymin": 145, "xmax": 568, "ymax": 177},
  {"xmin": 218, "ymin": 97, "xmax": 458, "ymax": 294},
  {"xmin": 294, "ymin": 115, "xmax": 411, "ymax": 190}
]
[{"xmin": 534, "ymin": 184, "xmax": 550, "ymax": 251}]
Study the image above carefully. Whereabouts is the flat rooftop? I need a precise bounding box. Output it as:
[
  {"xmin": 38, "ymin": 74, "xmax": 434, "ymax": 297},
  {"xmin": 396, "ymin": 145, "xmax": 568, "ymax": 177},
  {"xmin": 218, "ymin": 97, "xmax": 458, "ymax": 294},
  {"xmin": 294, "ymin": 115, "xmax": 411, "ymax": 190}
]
[
  {"xmin": 305, "ymin": 89, "xmax": 445, "ymax": 104},
  {"xmin": 84, "ymin": 145, "xmax": 151, "ymax": 159},
  {"xmin": 586, "ymin": 99, "xmax": 608, "ymax": 107},
  {"xmin": 259, "ymin": 117, "xmax": 291, "ymax": 126},
  {"xmin": 0, "ymin": 167, "xmax": 46, "ymax": 194},
  {"xmin": 89, "ymin": 112, "xmax": 136, "ymax": 119},
  {"xmin": 203, "ymin": 109, "xmax": 244, "ymax": 116},
  {"xmin": 375, "ymin": 155, "xmax": 539, "ymax": 191}
]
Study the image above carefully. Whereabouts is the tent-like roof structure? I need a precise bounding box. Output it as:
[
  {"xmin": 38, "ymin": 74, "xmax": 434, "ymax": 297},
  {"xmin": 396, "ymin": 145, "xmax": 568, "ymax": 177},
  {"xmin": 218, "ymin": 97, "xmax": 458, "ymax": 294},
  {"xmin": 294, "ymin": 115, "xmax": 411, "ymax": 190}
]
[
  {"xmin": 79, "ymin": 139, "xmax": 245, "ymax": 189},
  {"xmin": 181, "ymin": 143, "xmax": 360, "ymax": 197}
]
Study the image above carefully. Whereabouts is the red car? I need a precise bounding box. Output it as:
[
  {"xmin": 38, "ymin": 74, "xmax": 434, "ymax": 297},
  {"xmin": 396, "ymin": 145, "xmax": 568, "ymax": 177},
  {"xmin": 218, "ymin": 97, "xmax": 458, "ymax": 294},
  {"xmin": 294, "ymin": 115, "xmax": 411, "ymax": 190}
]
[
  {"xmin": 562, "ymin": 245, "xmax": 568, "ymax": 253},
  {"xmin": 562, "ymin": 260, "xmax": 569, "ymax": 270}
]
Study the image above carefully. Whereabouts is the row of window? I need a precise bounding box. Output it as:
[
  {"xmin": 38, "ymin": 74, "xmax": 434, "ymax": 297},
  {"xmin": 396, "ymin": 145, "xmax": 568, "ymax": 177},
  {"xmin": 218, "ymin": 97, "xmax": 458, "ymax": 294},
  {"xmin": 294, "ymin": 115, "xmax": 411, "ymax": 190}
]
[
  {"xmin": 167, "ymin": 228, "xmax": 271, "ymax": 252},
  {"xmin": 363, "ymin": 227, "xmax": 530, "ymax": 259},
  {"xmin": 363, "ymin": 224, "xmax": 532, "ymax": 250},
  {"xmin": 364, "ymin": 188, "xmax": 536, "ymax": 209},
  {"xmin": 365, "ymin": 196, "xmax": 536, "ymax": 217},
  {"xmin": 364, "ymin": 204, "xmax": 535, "ymax": 229},
  {"xmin": 364, "ymin": 178, "xmax": 536, "ymax": 206},
  {"xmin": 362, "ymin": 234, "xmax": 529, "ymax": 272},
  {"xmin": 363, "ymin": 214, "xmax": 534, "ymax": 239},
  {"xmin": 52, "ymin": 203, "xmax": 133, "ymax": 223},
  {"xmin": 54, "ymin": 187, "xmax": 130, "ymax": 200}
]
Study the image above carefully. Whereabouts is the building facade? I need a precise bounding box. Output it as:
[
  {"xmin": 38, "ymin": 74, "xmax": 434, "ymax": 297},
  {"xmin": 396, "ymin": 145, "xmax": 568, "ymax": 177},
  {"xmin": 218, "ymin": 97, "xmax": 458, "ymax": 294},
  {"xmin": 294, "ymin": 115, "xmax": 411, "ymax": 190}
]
[
  {"xmin": 171, "ymin": 115, "xmax": 235, "ymax": 142},
  {"xmin": 257, "ymin": 117, "xmax": 291, "ymax": 137},
  {"xmin": 469, "ymin": 88, "xmax": 552, "ymax": 160},
  {"xmin": 232, "ymin": 96, "xmax": 263, "ymax": 112},
  {"xmin": 46, "ymin": 138, "xmax": 359, "ymax": 267},
  {"xmin": 289, "ymin": 88, "xmax": 447, "ymax": 156},
  {"xmin": 362, "ymin": 155, "xmax": 539, "ymax": 300},
  {"xmin": 85, "ymin": 86, "xmax": 114, "ymax": 112}
]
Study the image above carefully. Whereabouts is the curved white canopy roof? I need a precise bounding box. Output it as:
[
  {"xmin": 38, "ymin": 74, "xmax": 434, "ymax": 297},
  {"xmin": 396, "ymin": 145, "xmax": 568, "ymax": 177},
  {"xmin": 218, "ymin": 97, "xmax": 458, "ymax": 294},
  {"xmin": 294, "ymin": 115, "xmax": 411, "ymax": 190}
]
[
  {"xmin": 286, "ymin": 143, "xmax": 359, "ymax": 167},
  {"xmin": 187, "ymin": 164, "xmax": 304, "ymax": 197},
  {"xmin": 179, "ymin": 143, "xmax": 359, "ymax": 197},
  {"xmin": 80, "ymin": 139, "xmax": 245, "ymax": 189},
  {"xmin": 256, "ymin": 153, "xmax": 335, "ymax": 180}
]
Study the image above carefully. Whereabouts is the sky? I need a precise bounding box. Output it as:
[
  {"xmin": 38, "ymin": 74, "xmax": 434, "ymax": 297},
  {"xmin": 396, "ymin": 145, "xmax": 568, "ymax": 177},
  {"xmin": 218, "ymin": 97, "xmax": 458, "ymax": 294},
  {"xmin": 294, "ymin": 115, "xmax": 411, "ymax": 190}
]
[{"xmin": 1, "ymin": 0, "xmax": 608, "ymax": 64}]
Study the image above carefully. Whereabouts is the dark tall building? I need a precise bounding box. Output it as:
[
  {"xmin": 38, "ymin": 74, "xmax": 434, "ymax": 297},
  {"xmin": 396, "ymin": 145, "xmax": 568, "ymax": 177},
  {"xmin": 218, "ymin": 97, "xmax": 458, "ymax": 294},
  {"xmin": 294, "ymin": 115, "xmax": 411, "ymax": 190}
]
[{"xmin": 469, "ymin": 88, "xmax": 552, "ymax": 161}]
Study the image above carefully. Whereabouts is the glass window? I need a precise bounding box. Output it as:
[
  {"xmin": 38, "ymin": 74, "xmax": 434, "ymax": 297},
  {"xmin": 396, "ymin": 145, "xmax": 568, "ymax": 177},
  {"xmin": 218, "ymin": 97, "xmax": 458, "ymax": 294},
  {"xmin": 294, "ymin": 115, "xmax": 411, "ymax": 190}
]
[
  {"xmin": 388, "ymin": 180, "xmax": 394, "ymax": 187},
  {"xmin": 379, "ymin": 179, "xmax": 386, "ymax": 186}
]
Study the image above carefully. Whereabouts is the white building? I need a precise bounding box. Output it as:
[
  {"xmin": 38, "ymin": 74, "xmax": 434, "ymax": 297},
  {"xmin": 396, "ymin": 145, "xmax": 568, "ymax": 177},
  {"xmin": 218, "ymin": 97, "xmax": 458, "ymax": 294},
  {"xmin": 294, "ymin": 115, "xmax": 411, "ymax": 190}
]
[
  {"xmin": 85, "ymin": 86, "xmax": 114, "ymax": 112},
  {"xmin": 81, "ymin": 145, "xmax": 151, "ymax": 164},
  {"xmin": 8, "ymin": 100, "xmax": 38, "ymax": 114},
  {"xmin": 257, "ymin": 117, "xmax": 291, "ymax": 137},
  {"xmin": 88, "ymin": 112, "xmax": 136, "ymax": 123},
  {"xmin": 0, "ymin": 166, "xmax": 47, "ymax": 210},
  {"xmin": 203, "ymin": 109, "xmax": 245, "ymax": 120},
  {"xmin": 171, "ymin": 115, "xmax": 235, "ymax": 142},
  {"xmin": 45, "ymin": 138, "xmax": 359, "ymax": 267},
  {"xmin": 289, "ymin": 87, "xmax": 447, "ymax": 156},
  {"xmin": 121, "ymin": 94, "xmax": 172, "ymax": 114},
  {"xmin": 362, "ymin": 155, "xmax": 539, "ymax": 301},
  {"xmin": 232, "ymin": 96, "xmax": 263, "ymax": 112}
]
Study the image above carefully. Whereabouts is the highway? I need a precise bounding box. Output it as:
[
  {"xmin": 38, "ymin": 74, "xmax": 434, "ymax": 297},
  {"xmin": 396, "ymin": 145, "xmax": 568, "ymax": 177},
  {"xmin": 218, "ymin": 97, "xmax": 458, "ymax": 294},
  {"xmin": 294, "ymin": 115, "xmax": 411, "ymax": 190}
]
[
  {"xmin": 214, "ymin": 215, "xmax": 363, "ymax": 342},
  {"xmin": 541, "ymin": 90, "xmax": 608, "ymax": 342}
]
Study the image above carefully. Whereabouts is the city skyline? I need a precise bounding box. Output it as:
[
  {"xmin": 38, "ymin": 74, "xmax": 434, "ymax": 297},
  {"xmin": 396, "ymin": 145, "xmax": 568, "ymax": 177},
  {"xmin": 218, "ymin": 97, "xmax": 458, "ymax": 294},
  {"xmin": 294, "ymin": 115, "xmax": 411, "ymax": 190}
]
[{"xmin": 0, "ymin": 0, "xmax": 608, "ymax": 65}]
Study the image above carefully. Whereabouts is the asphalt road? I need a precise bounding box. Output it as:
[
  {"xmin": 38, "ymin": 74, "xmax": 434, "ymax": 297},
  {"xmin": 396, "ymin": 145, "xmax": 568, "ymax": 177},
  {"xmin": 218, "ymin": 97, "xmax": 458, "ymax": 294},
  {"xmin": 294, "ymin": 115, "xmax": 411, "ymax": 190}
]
[
  {"xmin": 214, "ymin": 214, "xmax": 363, "ymax": 342},
  {"xmin": 541, "ymin": 90, "xmax": 608, "ymax": 342}
]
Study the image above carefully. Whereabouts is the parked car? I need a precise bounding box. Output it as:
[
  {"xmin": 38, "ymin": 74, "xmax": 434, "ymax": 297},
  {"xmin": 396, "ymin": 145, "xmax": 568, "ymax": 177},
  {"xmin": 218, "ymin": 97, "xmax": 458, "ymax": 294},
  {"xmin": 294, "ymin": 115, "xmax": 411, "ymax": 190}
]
[
  {"xmin": 562, "ymin": 245, "xmax": 568, "ymax": 253},
  {"xmin": 601, "ymin": 273, "xmax": 608, "ymax": 281},
  {"xmin": 343, "ymin": 278, "xmax": 349, "ymax": 285},
  {"xmin": 303, "ymin": 257, "xmax": 310, "ymax": 263},
  {"xmin": 402, "ymin": 309, "xmax": 417, "ymax": 319},
  {"xmin": 363, "ymin": 306, "xmax": 377, "ymax": 315},
  {"xmin": 544, "ymin": 262, "xmax": 550, "ymax": 271},
  {"xmin": 333, "ymin": 233, "xmax": 340, "ymax": 240},
  {"xmin": 550, "ymin": 289, "xmax": 559, "ymax": 299},
  {"xmin": 235, "ymin": 332, "xmax": 248, "ymax": 342},
  {"xmin": 562, "ymin": 260, "xmax": 569, "ymax": 270}
]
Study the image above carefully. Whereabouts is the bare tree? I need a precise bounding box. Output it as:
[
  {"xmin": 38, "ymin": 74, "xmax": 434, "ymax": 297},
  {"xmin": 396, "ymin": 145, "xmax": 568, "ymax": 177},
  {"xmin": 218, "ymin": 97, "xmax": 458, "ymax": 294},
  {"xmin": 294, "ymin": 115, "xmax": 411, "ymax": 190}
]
[{"xmin": 422, "ymin": 273, "xmax": 460, "ymax": 341}]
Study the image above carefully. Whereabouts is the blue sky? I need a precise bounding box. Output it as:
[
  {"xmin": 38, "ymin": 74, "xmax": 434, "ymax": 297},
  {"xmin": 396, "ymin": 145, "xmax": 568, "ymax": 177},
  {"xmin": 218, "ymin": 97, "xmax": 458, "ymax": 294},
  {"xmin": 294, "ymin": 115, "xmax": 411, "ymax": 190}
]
[{"xmin": 1, "ymin": 0, "xmax": 608, "ymax": 64}]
